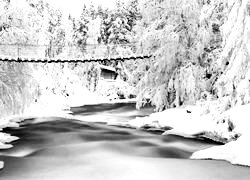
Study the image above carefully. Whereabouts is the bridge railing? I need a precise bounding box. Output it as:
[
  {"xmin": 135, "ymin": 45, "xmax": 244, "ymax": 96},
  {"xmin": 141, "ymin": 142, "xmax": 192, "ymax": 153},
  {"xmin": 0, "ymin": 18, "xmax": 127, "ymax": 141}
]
[{"xmin": 0, "ymin": 43, "xmax": 146, "ymax": 61}]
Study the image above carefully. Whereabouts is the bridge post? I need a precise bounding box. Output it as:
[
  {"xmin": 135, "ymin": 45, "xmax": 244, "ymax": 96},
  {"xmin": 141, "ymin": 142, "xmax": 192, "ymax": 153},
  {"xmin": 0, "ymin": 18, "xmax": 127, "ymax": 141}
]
[
  {"xmin": 141, "ymin": 42, "xmax": 143, "ymax": 55},
  {"xmin": 17, "ymin": 44, "xmax": 20, "ymax": 60},
  {"xmin": 107, "ymin": 45, "xmax": 110, "ymax": 59}
]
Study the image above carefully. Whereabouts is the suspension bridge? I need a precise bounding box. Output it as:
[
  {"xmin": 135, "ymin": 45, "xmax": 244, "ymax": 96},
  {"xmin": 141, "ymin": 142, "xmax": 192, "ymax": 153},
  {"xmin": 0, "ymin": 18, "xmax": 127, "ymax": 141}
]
[{"xmin": 0, "ymin": 43, "xmax": 152, "ymax": 63}]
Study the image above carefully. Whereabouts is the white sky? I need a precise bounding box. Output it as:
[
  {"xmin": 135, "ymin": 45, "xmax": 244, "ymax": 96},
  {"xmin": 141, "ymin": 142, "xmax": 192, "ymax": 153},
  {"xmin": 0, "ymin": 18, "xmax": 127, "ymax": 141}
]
[{"xmin": 45, "ymin": 0, "xmax": 119, "ymax": 16}]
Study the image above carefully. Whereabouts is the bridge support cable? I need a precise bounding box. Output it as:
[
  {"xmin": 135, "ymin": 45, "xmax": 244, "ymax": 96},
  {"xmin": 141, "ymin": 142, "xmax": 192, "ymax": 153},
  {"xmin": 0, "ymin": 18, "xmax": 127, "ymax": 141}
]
[
  {"xmin": 0, "ymin": 43, "xmax": 152, "ymax": 63},
  {"xmin": 0, "ymin": 55, "xmax": 152, "ymax": 63}
]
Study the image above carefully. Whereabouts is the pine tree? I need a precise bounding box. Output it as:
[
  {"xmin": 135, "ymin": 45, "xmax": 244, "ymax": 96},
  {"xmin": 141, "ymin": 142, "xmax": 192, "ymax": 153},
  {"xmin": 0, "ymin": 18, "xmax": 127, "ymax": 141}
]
[
  {"xmin": 71, "ymin": 5, "xmax": 90, "ymax": 53},
  {"xmin": 46, "ymin": 8, "xmax": 66, "ymax": 58}
]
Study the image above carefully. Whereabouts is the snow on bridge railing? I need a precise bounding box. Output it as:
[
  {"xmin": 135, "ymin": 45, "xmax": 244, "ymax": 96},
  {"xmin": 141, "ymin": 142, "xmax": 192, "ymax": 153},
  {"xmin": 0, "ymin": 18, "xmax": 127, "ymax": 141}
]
[{"xmin": 0, "ymin": 43, "xmax": 152, "ymax": 63}]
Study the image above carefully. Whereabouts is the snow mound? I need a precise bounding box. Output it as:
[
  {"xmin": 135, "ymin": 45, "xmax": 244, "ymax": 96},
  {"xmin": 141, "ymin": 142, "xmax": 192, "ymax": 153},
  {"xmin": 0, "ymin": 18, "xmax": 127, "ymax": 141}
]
[
  {"xmin": 191, "ymin": 135, "xmax": 250, "ymax": 166},
  {"xmin": 116, "ymin": 106, "xmax": 217, "ymax": 136},
  {"xmin": 191, "ymin": 103, "xmax": 250, "ymax": 166}
]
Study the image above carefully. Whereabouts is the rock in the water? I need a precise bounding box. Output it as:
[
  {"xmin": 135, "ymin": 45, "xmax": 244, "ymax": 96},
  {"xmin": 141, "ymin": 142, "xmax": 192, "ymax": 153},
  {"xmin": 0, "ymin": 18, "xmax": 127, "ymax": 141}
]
[
  {"xmin": 146, "ymin": 128, "xmax": 166, "ymax": 134},
  {"xmin": 6, "ymin": 121, "xmax": 19, "ymax": 128},
  {"xmin": 193, "ymin": 131, "xmax": 240, "ymax": 144},
  {"xmin": 139, "ymin": 124, "xmax": 155, "ymax": 130},
  {"xmin": 0, "ymin": 161, "xmax": 4, "ymax": 169},
  {"xmin": 0, "ymin": 142, "xmax": 13, "ymax": 149},
  {"xmin": 0, "ymin": 132, "xmax": 19, "ymax": 143},
  {"xmin": 162, "ymin": 129, "xmax": 197, "ymax": 138}
]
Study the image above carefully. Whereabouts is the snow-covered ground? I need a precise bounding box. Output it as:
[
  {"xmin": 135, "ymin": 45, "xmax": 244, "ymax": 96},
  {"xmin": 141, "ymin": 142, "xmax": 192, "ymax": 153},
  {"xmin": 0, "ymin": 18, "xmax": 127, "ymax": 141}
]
[
  {"xmin": 191, "ymin": 104, "xmax": 250, "ymax": 166},
  {"xmin": 106, "ymin": 102, "xmax": 250, "ymax": 167}
]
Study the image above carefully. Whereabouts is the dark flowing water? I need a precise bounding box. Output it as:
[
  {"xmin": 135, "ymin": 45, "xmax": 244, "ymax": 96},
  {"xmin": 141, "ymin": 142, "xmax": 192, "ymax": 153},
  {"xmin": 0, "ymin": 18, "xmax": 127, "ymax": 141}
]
[{"xmin": 0, "ymin": 102, "xmax": 250, "ymax": 180}]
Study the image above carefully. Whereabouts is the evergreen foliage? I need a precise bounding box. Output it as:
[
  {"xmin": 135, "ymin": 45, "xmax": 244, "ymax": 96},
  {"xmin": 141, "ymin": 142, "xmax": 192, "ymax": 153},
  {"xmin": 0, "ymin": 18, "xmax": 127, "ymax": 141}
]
[{"xmin": 71, "ymin": 5, "xmax": 90, "ymax": 52}]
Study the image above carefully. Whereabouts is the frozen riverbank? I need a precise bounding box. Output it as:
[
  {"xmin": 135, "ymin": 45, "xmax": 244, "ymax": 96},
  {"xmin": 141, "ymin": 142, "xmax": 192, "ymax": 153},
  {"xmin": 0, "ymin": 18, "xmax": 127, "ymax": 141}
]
[
  {"xmin": 105, "ymin": 102, "xmax": 250, "ymax": 167},
  {"xmin": 191, "ymin": 104, "xmax": 250, "ymax": 166}
]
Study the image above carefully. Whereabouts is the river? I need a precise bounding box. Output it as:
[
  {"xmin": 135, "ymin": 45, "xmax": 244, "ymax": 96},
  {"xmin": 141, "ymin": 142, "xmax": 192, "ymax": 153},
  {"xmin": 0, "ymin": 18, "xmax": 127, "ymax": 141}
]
[{"xmin": 0, "ymin": 102, "xmax": 250, "ymax": 180}]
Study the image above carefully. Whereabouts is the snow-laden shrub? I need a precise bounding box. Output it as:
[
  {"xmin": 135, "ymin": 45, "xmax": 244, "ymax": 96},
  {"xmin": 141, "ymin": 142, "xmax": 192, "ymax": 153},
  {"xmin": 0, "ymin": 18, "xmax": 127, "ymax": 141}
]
[
  {"xmin": 0, "ymin": 62, "xmax": 38, "ymax": 117},
  {"xmin": 96, "ymin": 79, "xmax": 136, "ymax": 100}
]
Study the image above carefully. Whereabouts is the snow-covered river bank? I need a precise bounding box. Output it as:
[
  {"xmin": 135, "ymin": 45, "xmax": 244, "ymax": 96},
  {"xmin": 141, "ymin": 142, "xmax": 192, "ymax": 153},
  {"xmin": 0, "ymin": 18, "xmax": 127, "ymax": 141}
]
[{"xmin": 0, "ymin": 102, "xmax": 250, "ymax": 180}]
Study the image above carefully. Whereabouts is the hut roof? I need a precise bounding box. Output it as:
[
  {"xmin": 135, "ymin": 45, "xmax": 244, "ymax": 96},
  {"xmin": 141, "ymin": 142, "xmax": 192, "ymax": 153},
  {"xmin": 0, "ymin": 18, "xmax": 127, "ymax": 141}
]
[{"xmin": 99, "ymin": 65, "xmax": 116, "ymax": 72}]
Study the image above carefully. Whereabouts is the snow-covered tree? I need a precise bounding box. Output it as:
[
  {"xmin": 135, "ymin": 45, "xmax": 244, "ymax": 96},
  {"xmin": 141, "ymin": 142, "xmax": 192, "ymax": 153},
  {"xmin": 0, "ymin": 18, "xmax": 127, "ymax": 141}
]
[
  {"xmin": 98, "ymin": 0, "xmax": 140, "ymax": 45},
  {"xmin": 71, "ymin": 5, "xmax": 90, "ymax": 53},
  {"xmin": 134, "ymin": 0, "xmax": 220, "ymax": 111},
  {"xmin": 97, "ymin": 0, "xmax": 141, "ymax": 73},
  {"xmin": 0, "ymin": 0, "xmax": 43, "ymax": 117},
  {"xmin": 45, "ymin": 8, "xmax": 65, "ymax": 58}
]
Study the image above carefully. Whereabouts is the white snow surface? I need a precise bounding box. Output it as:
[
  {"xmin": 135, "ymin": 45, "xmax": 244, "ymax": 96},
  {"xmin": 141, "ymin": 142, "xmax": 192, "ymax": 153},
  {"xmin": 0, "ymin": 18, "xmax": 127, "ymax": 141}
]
[
  {"xmin": 191, "ymin": 135, "xmax": 250, "ymax": 166},
  {"xmin": 108, "ymin": 105, "xmax": 218, "ymax": 136},
  {"xmin": 107, "ymin": 102, "xmax": 250, "ymax": 167},
  {"xmin": 191, "ymin": 104, "xmax": 250, "ymax": 166}
]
